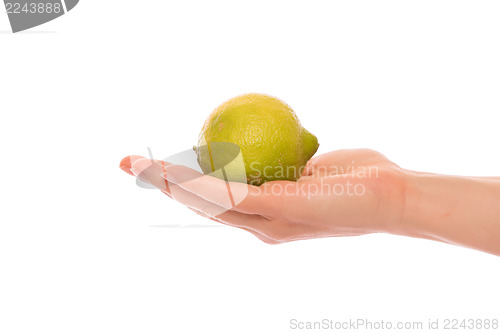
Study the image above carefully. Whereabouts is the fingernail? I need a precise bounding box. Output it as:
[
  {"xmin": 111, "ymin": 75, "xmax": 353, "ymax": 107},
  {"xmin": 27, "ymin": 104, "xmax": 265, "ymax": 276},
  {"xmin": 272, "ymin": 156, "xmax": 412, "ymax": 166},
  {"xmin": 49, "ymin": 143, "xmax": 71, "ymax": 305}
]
[{"xmin": 119, "ymin": 165, "xmax": 133, "ymax": 175}]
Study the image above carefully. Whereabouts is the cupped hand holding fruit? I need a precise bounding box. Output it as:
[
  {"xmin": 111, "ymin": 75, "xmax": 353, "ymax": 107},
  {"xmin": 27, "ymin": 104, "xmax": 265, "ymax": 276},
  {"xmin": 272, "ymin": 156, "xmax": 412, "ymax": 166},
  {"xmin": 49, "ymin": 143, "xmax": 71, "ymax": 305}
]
[
  {"xmin": 120, "ymin": 148, "xmax": 407, "ymax": 244},
  {"xmin": 120, "ymin": 93, "xmax": 500, "ymax": 255},
  {"xmin": 119, "ymin": 93, "xmax": 407, "ymax": 244}
]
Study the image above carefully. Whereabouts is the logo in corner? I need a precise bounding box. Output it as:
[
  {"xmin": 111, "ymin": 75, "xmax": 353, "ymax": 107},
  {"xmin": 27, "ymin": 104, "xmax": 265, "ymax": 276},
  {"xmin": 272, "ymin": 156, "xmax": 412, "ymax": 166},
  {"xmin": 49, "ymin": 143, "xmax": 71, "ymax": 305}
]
[{"xmin": 4, "ymin": 0, "xmax": 79, "ymax": 33}]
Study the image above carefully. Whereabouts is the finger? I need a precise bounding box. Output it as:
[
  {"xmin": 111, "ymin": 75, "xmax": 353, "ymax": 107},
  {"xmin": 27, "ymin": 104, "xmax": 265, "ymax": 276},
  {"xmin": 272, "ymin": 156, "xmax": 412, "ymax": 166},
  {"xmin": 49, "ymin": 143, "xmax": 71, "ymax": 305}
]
[
  {"xmin": 168, "ymin": 179, "xmax": 270, "ymax": 230},
  {"xmin": 214, "ymin": 210, "xmax": 279, "ymax": 244},
  {"xmin": 130, "ymin": 158, "xmax": 173, "ymax": 195},
  {"xmin": 187, "ymin": 207, "xmax": 278, "ymax": 244},
  {"xmin": 119, "ymin": 155, "xmax": 146, "ymax": 176},
  {"xmin": 188, "ymin": 207, "xmax": 219, "ymax": 221},
  {"xmin": 174, "ymin": 184, "xmax": 279, "ymax": 243},
  {"xmin": 162, "ymin": 164, "xmax": 280, "ymax": 217},
  {"xmin": 168, "ymin": 177, "xmax": 231, "ymax": 218}
]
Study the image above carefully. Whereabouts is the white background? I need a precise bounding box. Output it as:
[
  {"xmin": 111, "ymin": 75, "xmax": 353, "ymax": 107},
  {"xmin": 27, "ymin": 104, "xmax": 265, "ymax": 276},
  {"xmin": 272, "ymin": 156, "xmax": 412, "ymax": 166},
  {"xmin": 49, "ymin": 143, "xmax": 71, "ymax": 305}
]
[{"xmin": 1, "ymin": 1, "xmax": 499, "ymax": 332}]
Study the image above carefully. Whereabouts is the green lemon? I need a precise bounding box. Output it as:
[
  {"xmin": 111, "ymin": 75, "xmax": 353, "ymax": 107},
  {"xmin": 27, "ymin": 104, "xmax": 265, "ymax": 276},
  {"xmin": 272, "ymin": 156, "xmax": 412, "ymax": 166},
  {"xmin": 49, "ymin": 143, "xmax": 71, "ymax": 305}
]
[{"xmin": 195, "ymin": 93, "xmax": 319, "ymax": 186}]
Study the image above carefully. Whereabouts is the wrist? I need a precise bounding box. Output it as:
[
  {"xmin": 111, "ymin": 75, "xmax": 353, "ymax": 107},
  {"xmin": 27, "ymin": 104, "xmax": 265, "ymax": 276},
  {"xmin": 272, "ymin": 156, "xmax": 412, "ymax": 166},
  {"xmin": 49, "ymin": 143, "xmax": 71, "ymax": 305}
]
[
  {"xmin": 395, "ymin": 170, "xmax": 500, "ymax": 244},
  {"xmin": 387, "ymin": 170, "xmax": 445, "ymax": 240}
]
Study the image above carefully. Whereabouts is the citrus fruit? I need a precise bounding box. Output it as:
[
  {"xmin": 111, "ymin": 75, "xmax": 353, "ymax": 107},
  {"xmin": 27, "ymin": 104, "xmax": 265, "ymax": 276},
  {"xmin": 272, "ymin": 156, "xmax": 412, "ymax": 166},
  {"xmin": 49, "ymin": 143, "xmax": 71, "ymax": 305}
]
[{"xmin": 195, "ymin": 93, "xmax": 319, "ymax": 186}]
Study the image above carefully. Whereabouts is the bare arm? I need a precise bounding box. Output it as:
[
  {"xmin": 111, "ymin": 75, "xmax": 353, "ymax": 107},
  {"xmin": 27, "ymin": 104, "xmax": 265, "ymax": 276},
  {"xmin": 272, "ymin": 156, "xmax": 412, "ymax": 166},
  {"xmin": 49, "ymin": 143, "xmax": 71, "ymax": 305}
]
[{"xmin": 400, "ymin": 172, "xmax": 500, "ymax": 256}]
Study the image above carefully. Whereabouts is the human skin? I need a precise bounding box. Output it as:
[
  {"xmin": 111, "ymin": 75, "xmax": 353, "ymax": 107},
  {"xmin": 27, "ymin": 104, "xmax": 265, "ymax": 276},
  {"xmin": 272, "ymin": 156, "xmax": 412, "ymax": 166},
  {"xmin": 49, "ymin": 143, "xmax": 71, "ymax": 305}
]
[{"xmin": 119, "ymin": 149, "xmax": 500, "ymax": 256}]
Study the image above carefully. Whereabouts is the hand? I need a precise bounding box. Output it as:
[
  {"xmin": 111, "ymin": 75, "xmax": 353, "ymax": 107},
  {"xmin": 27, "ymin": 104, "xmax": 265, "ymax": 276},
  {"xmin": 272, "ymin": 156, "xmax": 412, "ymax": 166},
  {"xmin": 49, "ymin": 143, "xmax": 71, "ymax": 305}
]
[{"xmin": 119, "ymin": 149, "xmax": 408, "ymax": 244}]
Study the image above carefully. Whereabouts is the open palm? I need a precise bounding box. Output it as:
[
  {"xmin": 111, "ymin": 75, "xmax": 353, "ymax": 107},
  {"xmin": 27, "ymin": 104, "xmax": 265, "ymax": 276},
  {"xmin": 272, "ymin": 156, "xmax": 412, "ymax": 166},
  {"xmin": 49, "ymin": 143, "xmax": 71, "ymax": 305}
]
[{"xmin": 120, "ymin": 149, "xmax": 407, "ymax": 244}]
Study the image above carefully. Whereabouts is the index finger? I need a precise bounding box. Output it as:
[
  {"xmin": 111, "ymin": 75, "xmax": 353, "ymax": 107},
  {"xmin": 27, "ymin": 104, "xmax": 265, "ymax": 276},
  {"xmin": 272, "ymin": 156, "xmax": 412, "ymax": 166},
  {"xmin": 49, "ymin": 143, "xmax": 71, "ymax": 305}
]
[{"xmin": 162, "ymin": 164, "xmax": 280, "ymax": 217}]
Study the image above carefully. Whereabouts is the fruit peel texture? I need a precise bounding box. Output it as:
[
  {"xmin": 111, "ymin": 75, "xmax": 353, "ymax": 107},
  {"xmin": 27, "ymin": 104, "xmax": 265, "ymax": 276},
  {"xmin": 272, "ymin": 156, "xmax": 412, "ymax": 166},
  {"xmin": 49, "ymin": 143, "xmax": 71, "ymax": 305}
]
[{"xmin": 196, "ymin": 93, "xmax": 319, "ymax": 186}]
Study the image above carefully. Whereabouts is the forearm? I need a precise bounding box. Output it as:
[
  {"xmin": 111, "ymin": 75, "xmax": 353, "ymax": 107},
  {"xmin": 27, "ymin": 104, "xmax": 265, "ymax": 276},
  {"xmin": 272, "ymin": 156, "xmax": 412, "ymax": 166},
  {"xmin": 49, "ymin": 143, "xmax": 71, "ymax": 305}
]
[{"xmin": 397, "ymin": 171, "xmax": 500, "ymax": 256}]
